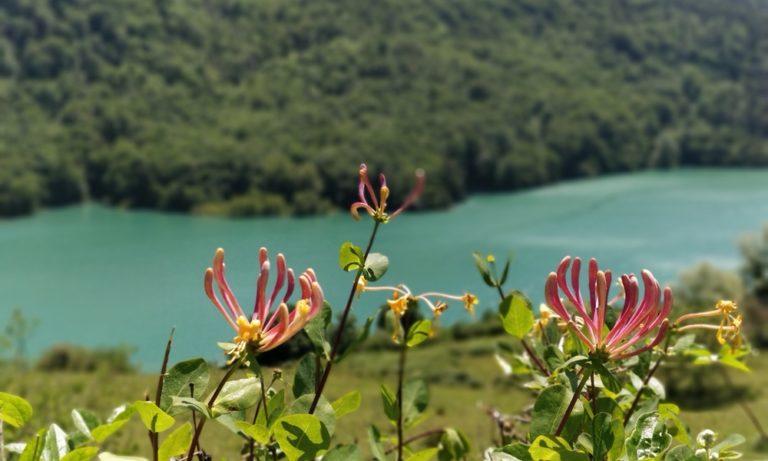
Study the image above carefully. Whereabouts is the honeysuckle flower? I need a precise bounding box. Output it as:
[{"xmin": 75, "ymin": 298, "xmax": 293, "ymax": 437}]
[
  {"xmin": 350, "ymin": 163, "xmax": 425, "ymax": 223},
  {"xmin": 545, "ymin": 256, "xmax": 672, "ymax": 361},
  {"xmin": 361, "ymin": 283, "xmax": 477, "ymax": 341},
  {"xmin": 462, "ymin": 293, "xmax": 479, "ymax": 314},
  {"xmin": 675, "ymin": 299, "xmax": 743, "ymax": 348},
  {"xmin": 204, "ymin": 247, "xmax": 324, "ymax": 359},
  {"xmin": 533, "ymin": 304, "xmax": 569, "ymax": 337}
]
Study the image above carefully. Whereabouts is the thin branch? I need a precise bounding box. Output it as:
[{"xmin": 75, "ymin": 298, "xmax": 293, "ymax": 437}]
[
  {"xmin": 185, "ymin": 363, "xmax": 239, "ymax": 461},
  {"xmin": 555, "ymin": 371, "xmax": 590, "ymax": 436},
  {"xmin": 309, "ymin": 221, "xmax": 381, "ymax": 414}
]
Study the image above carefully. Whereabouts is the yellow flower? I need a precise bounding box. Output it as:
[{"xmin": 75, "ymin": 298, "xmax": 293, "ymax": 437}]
[
  {"xmin": 355, "ymin": 277, "xmax": 367, "ymax": 297},
  {"xmin": 387, "ymin": 294, "xmax": 409, "ymax": 317},
  {"xmin": 676, "ymin": 299, "xmax": 744, "ymax": 349},
  {"xmin": 234, "ymin": 316, "xmax": 262, "ymax": 343},
  {"xmin": 462, "ymin": 293, "xmax": 479, "ymax": 313}
]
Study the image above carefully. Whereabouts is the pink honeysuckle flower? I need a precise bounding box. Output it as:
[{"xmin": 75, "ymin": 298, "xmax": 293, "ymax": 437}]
[
  {"xmin": 350, "ymin": 163, "xmax": 425, "ymax": 223},
  {"xmin": 544, "ymin": 256, "xmax": 672, "ymax": 361},
  {"xmin": 204, "ymin": 247, "xmax": 324, "ymax": 358}
]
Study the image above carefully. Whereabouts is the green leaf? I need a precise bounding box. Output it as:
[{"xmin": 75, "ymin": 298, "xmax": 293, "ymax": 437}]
[
  {"xmin": 713, "ymin": 433, "xmax": 746, "ymax": 451},
  {"xmin": 331, "ymin": 391, "xmax": 361, "ymax": 419},
  {"xmin": 293, "ymin": 353, "xmax": 319, "ymax": 398},
  {"xmin": 43, "ymin": 424, "xmax": 69, "ymax": 461},
  {"xmin": 658, "ymin": 403, "xmax": 688, "ymax": 444},
  {"xmin": 273, "ymin": 414, "xmax": 331, "ymax": 461},
  {"xmin": 473, "ymin": 252, "xmax": 495, "ymax": 287},
  {"xmin": 499, "ymin": 257, "xmax": 512, "ymax": 286},
  {"xmin": 304, "ymin": 303, "xmax": 332, "ymax": 359},
  {"xmin": 529, "ymin": 436, "xmax": 589, "ymax": 461},
  {"xmin": 339, "ymin": 242, "xmax": 364, "ymax": 272},
  {"xmin": 211, "ymin": 377, "xmax": 261, "ymax": 416},
  {"xmin": 133, "ymin": 401, "xmax": 175, "ymax": 433},
  {"xmin": 71, "ymin": 409, "xmax": 101, "ymax": 440},
  {"xmin": 368, "ymin": 425, "xmax": 388, "ymax": 461},
  {"xmin": 665, "ymin": 445, "xmax": 697, "ymax": 461},
  {"xmin": 380, "ymin": 384, "xmax": 398, "ymax": 423},
  {"xmin": 406, "ymin": 320, "xmax": 432, "ymax": 347},
  {"xmin": 61, "ymin": 447, "xmax": 99, "ymax": 461},
  {"xmin": 363, "ymin": 252, "xmax": 389, "ymax": 281},
  {"xmin": 288, "ymin": 394, "xmax": 336, "ymax": 437},
  {"xmin": 671, "ymin": 334, "xmax": 696, "ymax": 353},
  {"xmin": 402, "ymin": 379, "xmax": 429, "ymax": 429},
  {"xmin": 496, "ymin": 443, "xmax": 532, "ymax": 461},
  {"xmin": 213, "ymin": 411, "xmax": 247, "ymax": 435},
  {"xmin": 438, "ymin": 428, "xmax": 471, "ymax": 461},
  {"xmin": 159, "ymin": 358, "xmax": 209, "ymax": 413},
  {"xmin": 625, "ymin": 412, "xmax": 672, "ymax": 461},
  {"xmin": 0, "ymin": 391, "xmax": 33, "ymax": 428},
  {"xmin": 592, "ymin": 413, "xmax": 613, "ymax": 461},
  {"xmin": 170, "ymin": 397, "xmax": 212, "ymax": 419},
  {"xmin": 19, "ymin": 429, "xmax": 46, "ymax": 461},
  {"xmin": 91, "ymin": 405, "xmax": 136, "ymax": 443},
  {"xmin": 530, "ymin": 385, "xmax": 571, "ymax": 440},
  {"xmin": 499, "ymin": 291, "xmax": 534, "ymax": 339},
  {"xmin": 235, "ymin": 421, "xmax": 271, "ymax": 445},
  {"xmin": 323, "ymin": 445, "xmax": 362, "ymax": 461},
  {"xmin": 593, "ymin": 362, "xmax": 621, "ymax": 393},
  {"xmin": 607, "ymin": 415, "xmax": 624, "ymax": 461},
  {"xmin": 157, "ymin": 423, "xmax": 193, "ymax": 461},
  {"xmin": 406, "ymin": 448, "xmax": 439, "ymax": 461},
  {"xmin": 256, "ymin": 389, "xmax": 285, "ymax": 429}
]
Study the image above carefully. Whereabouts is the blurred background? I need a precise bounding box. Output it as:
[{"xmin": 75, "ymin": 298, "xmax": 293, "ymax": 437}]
[{"xmin": 1, "ymin": 0, "xmax": 768, "ymax": 457}]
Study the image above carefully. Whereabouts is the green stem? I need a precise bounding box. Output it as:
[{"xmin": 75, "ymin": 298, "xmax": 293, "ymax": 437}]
[
  {"xmin": 396, "ymin": 340, "xmax": 408, "ymax": 461},
  {"xmin": 309, "ymin": 221, "xmax": 381, "ymax": 414},
  {"xmin": 623, "ymin": 334, "xmax": 672, "ymax": 425},
  {"xmin": 555, "ymin": 371, "xmax": 591, "ymax": 437},
  {"xmin": 151, "ymin": 328, "xmax": 175, "ymax": 461},
  {"xmin": 185, "ymin": 363, "xmax": 239, "ymax": 461}
]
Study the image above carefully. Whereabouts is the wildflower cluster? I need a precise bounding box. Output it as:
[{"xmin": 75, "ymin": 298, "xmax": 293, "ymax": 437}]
[
  {"xmin": 203, "ymin": 247, "xmax": 324, "ymax": 359},
  {"xmin": 350, "ymin": 163, "xmax": 425, "ymax": 223},
  {"xmin": 545, "ymin": 256, "xmax": 671, "ymax": 360},
  {"xmin": 359, "ymin": 280, "xmax": 478, "ymax": 340}
]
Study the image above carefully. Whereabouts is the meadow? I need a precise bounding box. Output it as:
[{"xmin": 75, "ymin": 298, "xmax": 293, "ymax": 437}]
[{"xmin": 2, "ymin": 333, "xmax": 765, "ymax": 460}]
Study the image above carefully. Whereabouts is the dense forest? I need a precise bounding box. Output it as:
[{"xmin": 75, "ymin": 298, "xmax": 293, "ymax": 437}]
[{"xmin": 1, "ymin": 0, "xmax": 767, "ymax": 217}]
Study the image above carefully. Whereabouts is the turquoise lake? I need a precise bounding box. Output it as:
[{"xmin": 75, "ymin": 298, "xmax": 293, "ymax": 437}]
[{"xmin": 1, "ymin": 169, "xmax": 767, "ymax": 369}]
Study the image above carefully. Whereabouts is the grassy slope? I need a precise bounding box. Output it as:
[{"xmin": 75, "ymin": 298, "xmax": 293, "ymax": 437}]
[{"xmin": 2, "ymin": 336, "xmax": 767, "ymax": 459}]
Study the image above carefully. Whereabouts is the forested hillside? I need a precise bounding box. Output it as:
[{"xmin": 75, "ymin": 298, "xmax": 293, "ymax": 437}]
[{"xmin": 1, "ymin": 0, "xmax": 767, "ymax": 216}]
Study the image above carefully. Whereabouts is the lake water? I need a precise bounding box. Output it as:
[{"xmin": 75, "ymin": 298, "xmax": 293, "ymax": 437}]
[{"xmin": 1, "ymin": 169, "xmax": 767, "ymax": 369}]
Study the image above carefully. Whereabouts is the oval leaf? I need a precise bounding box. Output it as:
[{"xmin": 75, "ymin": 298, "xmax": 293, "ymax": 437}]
[
  {"xmin": 273, "ymin": 414, "xmax": 331, "ymax": 461},
  {"xmin": 158, "ymin": 422, "xmax": 193, "ymax": 461},
  {"xmin": 160, "ymin": 358, "xmax": 209, "ymax": 413},
  {"xmin": 0, "ymin": 392, "xmax": 33, "ymax": 428},
  {"xmin": 133, "ymin": 401, "xmax": 175, "ymax": 433},
  {"xmin": 499, "ymin": 292, "xmax": 534, "ymax": 339}
]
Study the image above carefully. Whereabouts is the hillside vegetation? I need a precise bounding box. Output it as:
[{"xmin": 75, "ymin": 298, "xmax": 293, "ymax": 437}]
[{"xmin": 1, "ymin": 0, "xmax": 767, "ymax": 216}]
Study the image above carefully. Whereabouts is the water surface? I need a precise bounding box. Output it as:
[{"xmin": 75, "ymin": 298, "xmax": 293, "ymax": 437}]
[{"xmin": 1, "ymin": 169, "xmax": 767, "ymax": 368}]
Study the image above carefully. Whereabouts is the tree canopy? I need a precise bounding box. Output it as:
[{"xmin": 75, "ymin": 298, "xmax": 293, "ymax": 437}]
[{"xmin": 1, "ymin": 0, "xmax": 767, "ymax": 216}]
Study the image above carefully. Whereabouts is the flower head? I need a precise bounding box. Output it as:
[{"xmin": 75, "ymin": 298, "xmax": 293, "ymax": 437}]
[
  {"xmin": 204, "ymin": 247, "xmax": 324, "ymax": 359},
  {"xmin": 350, "ymin": 163, "xmax": 425, "ymax": 223},
  {"xmin": 676, "ymin": 299, "xmax": 743, "ymax": 349},
  {"xmin": 360, "ymin": 282, "xmax": 477, "ymax": 341},
  {"xmin": 545, "ymin": 256, "xmax": 671, "ymax": 360}
]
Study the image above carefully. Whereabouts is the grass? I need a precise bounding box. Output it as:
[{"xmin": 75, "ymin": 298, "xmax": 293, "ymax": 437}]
[{"xmin": 2, "ymin": 335, "xmax": 768, "ymax": 460}]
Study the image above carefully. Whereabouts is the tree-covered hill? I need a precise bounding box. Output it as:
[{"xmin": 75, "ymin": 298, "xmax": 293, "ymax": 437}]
[{"xmin": 1, "ymin": 0, "xmax": 767, "ymax": 216}]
